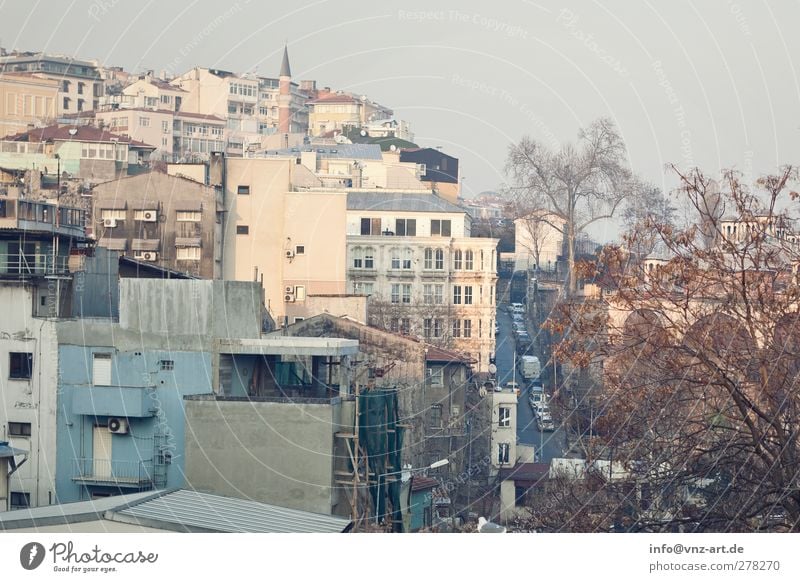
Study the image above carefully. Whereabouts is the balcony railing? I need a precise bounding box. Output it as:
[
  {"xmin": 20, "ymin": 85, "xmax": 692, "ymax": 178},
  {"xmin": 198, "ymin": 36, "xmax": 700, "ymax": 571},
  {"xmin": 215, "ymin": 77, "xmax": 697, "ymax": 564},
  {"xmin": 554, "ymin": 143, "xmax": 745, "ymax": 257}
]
[
  {"xmin": 0, "ymin": 253, "xmax": 70, "ymax": 277},
  {"xmin": 72, "ymin": 458, "xmax": 154, "ymax": 487}
]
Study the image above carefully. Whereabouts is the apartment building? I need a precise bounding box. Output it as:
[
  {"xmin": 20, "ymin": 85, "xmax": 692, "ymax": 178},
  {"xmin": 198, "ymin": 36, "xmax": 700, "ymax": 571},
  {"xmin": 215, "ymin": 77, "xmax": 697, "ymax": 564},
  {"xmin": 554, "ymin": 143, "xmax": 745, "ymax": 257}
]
[
  {"xmin": 514, "ymin": 210, "xmax": 566, "ymax": 273},
  {"xmin": 0, "ymin": 73, "xmax": 59, "ymax": 138},
  {"xmin": 307, "ymin": 91, "xmax": 393, "ymax": 136},
  {"xmin": 0, "ymin": 51, "xmax": 103, "ymax": 114},
  {"xmin": 0, "ymin": 186, "xmax": 87, "ymax": 509},
  {"xmin": 346, "ymin": 191, "xmax": 499, "ymax": 371},
  {"xmin": 92, "ymin": 171, "xmax": 223, "ymax": 278}
]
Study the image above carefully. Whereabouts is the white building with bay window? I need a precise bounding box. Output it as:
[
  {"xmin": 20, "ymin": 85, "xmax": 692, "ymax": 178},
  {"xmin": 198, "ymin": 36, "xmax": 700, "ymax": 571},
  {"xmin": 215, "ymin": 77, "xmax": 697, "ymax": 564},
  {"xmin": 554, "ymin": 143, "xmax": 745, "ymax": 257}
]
[{"xmin": 346, "ymin": 191, "xmax": 499, "ymax": 371}]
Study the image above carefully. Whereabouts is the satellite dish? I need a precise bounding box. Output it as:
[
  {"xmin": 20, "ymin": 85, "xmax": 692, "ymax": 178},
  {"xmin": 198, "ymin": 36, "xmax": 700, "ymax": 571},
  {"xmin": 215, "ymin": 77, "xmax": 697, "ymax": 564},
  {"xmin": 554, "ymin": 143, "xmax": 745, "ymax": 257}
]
[
  {"xmin": 389, "ymin": 144, "xmax": 397, "ymax": 152},
  {"xmin": 478, "ymin": 386, "xmax": 487, "ymax": 398},
  {"xmin": 488, "ymin": 363, "xmax": 497, "ymax": 375},
  {"xmin": 360, "ymin": 129, "xmax": 367, "ymax": 137},
  {"xmin": 68, "ymin": 128, "xmax": 78, "ymax": 136}
]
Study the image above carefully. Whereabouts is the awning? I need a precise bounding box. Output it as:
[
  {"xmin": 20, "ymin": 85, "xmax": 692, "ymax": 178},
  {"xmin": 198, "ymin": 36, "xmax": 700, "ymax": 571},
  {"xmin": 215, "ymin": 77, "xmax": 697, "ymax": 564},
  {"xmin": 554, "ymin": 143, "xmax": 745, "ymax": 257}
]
[
  {"xmin": 131, "ymin": 201, "xmax": 160, "ymax": 211},
  {"xmin": 100, "ymin": 238, "xmax": 127, "ymax": 251},
  {"xmin": 131, "ymin": 239, "xmax": 160, "ymax": 251},
  {"xmin": 96, "ymin": 199, "xmax": 127, "ymax": 210},
  {"xmin": 175, "ymin": 237, "xmax": 201, "ymax": 247},
  {"xmin": 174, "ymin": 200, "xmax": 202, "ymax": 211}
]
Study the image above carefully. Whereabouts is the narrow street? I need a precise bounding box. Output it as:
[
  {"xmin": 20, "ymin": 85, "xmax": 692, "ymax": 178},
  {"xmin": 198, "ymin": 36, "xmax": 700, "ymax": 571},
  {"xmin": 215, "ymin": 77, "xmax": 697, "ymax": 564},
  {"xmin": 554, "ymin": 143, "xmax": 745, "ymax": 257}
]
[{"xmin": 495, "ymin": 301, "xmax": 566, "ymax": 463}]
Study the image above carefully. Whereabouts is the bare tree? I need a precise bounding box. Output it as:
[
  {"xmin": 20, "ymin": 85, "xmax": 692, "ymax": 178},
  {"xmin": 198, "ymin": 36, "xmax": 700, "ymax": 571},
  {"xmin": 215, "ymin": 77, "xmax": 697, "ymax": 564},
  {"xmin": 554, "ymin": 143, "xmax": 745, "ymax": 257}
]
[
  {"xmin": 540, "ymin": 165, "xmax": 800, "ymax": 532},
  {"xmin": 505, "ymin": 118, "xmax": 638, "ymax": 294}
]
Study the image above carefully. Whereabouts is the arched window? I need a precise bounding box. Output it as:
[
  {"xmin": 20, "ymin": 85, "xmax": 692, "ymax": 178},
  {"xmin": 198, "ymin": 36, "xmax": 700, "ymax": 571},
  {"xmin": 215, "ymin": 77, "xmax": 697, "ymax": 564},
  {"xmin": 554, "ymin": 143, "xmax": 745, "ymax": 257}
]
[
  {"xmin": 352, "ymin": 247, "xmax": 363, "ymax": 269},
  {"xmin": 465, "ymin": 250, "xmax": 474, "ymax": 270},
  {"xmin": 391, "ymin": 248, "xmax": 401, "ymax": 269},
  {"xmin": 435, "ymin": 249, "xmax": 444, "ymax": 270},
  {"xmin": 402, "ymin": 248, "xmax": 413, "ymax": 269},
  {"xmin": 424, "ymin": 248, "xmax": 434, "ymax": 270},
  {"xmin": 453, "ymin": 249, "xmax": 462, "ymax": 270}
]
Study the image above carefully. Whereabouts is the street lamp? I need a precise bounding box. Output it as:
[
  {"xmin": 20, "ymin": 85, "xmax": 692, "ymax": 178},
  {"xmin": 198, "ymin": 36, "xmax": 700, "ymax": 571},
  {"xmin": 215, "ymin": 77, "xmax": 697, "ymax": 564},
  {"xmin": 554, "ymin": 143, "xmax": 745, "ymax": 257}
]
[{"xmin": 375, "ymin": 458, "xmax": 449, "ymax": 526}]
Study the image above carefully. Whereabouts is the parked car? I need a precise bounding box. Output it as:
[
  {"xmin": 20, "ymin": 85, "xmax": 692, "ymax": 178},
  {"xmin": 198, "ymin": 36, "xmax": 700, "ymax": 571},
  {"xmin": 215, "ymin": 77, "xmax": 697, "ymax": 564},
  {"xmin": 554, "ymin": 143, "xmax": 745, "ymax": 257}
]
[
  {"xmin": 537, "ymin": 413, "xmax": 555, "ymax": 432},
  {"xmin": 511, "ymin": 312, "xmax": 524, "ymax": 322},
  {"xmin": 512, "ymin": 303, "xmax": 525, "ymax": 314}
]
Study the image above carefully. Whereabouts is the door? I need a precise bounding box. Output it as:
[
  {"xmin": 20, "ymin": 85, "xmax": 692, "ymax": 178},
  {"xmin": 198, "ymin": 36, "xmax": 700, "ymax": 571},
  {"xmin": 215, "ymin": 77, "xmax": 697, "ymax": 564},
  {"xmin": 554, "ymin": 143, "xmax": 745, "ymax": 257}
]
[{"xmin": 92, "ymin": 425, "xmax": 113, "ymax": 479}]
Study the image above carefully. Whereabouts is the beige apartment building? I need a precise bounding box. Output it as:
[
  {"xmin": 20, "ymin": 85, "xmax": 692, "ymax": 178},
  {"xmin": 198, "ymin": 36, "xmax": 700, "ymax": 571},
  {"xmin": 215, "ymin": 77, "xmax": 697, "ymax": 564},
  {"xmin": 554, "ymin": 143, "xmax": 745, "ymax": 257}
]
[
  {"xmin": 307, "ymin": 91, "xmax": 393, "ymax": 136},
  {"xmin": 514, "ymin": 211, "xmax": 566, "ymax": 273},
  {"xmin": 0, "ymin": 73, "xmax": 58, "ymax": 137},
  {"xmin": 222, "ymin": 157, "xmax": 356, "ymax": 325},
  {"xmin": 346, "ymin": 191, "xmax": 499, "ymax": 371}
]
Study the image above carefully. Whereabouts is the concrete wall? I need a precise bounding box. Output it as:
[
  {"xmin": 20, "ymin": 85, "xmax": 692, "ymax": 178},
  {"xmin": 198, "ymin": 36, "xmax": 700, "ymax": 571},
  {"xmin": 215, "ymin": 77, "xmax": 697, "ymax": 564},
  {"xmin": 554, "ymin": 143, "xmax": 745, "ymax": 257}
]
[
  {"xmin": 0, "ymin": 285, "xmax": 59, "ymax": 508},
  {"xmin": 0, "ymin": 74, "xmax": 58, "ymax": 138},
  {"xmin": 183, "ymin": 397, "xmax": 346, "ymax": 515}
]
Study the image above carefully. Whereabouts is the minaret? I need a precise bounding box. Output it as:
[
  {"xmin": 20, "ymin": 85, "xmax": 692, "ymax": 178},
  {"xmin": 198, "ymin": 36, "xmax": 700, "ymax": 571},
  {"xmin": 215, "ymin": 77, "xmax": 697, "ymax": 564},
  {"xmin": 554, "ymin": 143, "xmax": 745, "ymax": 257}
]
[{"xmin": 278, "ymin": 44, "xmax": 292, "ymax": 135}]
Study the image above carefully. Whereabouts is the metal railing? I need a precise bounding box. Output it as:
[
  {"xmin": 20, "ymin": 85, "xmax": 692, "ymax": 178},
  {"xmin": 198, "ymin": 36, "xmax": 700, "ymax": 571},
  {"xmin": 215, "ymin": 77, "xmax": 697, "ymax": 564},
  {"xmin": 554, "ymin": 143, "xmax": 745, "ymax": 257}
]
[
  {"xmin": 72, "ymin": 458, "xmax": 154, "ymax": 486},
  {"xmin": 0, "ymin": 253, "xmax": 70, "ymax": 276}
]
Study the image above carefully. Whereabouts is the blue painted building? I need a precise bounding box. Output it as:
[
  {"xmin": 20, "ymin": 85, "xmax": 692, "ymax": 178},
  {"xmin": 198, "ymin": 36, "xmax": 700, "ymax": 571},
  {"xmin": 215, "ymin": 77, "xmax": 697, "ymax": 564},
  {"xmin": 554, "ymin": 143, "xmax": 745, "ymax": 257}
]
[{"xmin": 54, "ymin": 277, "xmax": 265, "ymax": 502}]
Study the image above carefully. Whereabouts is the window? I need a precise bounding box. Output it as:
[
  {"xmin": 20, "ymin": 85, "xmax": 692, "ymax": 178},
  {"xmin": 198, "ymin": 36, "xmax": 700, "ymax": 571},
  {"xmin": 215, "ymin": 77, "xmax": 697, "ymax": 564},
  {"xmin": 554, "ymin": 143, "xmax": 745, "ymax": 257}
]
[
  {"xmin": 433, "ymin": 318, "xmax": 443, "ymax": 338},
  {"xmin": 433, "ymin": 284, "xmax": 443, "ymax": 304},
  {"xmin": 360, "ymin": 217, "xmax": 382, "ymax": 235},
  {"xmin": 464, "ymin": 286, "xmax": 473, "ymax": 305},
  {"xmin": 139, "ymin": 116, "xmax": 150, "ymax": 127},
  {"xmin": 352, "ymin": 248, "xmax": 363, "ymax": 269},
  {"xmin": 402, "ymin": 284, "xmax": 411, "ymax": 304},
  {"xmin": 9, "ymin": 352, "xmax": 33, "ymax": 379},
  {"xmin": 402, "ymin": 248, "xmax": 412, "ymax": 269},
  {"xmin": 423, "ymin": 284, "xmax": 434, "ymax": 304},
  {"xmin": 395, "ymin": 218, "xmax": 416, "ymax": 236},
  {"xmin": 423, "ymin": 318, "xmax": 432, "ymax": 338},
  {"xmin": 62, "ymin": 80, "xmax": 70, "ymax": 92},
  {"xmin": 77, "ymin": 99, "xmax": 84, "ymax": 112},
  {"xmin": 92, "ymin": 353, "xmax": 112, "ymax": 385},
  {"xmin": 424, "ymin": 248, "xmax": 433, "ymax": 269},
  {"xmin": 390, "ymin": 318, "xmax": 400, "ymax": 333},
  {"xmin": 177, "ymin": 246, "xmax": 201, "ymax": 260},
  {"xmin": 431, "ymin": 219, "xmax": 451, "ymax": 237},
  {"xmin": 62, "ymin": 97, "xmax": 70, "ymax": 111},
  {"xmin": 498, "ymin": 443, "xmax": 510, "ymax": 465},
  {"xmin": 453, "ymin": 286, "xmax": 462, "ymax": 305},
  {"xmin": 294, "ymin": 285, "xmax": 306, "ymax": 300},
  {"xmin": 353, "ymin": 281, "xmax": 374, "ymax": 295},
  {"xmin": 464, "ymin": 319, "xmax": 472, "ymax": 338},
  {"xmin": 400, "ymin": 318, "xmax": 410, "ymax": 334},
  {"xmin": 429, "ymin": 404, "xmax": 443, "ymax": 428},
  {"xmin": 236, "ymin": 225, "xmax": 249, "ymax": 235},
  {"xmin": 435, "ymin": 249, "xmax": 444, "ymax": 270},
  {"xmin": 453, "ymin": 249, "xmax": 462, "ymax": 270},
  {"xmin": 79, "ymin": 82, "xmax": 86, "ymax": 95},
  {"xmin": 499, "ymin": 406, "xmax": 511, "ymax": 427},
  {"xmin": 161, "ymin": 94, "xmax": 172, "ymax": 104},
  {"xmin": 10, "ymin": 492, "xmax": 30, "ymax": 509},
  {"xmin": 427, "ymin": 367, "xmax": 444, "ymax": 386},
  {"xmin": 176, "ymin": 211, "xmax": 201, "ymax": 222},
  {"xmin": 101, "ymin": 209, "xmax": 125, "ymax": 221},
  {"xmin": 391, "ymin": 284, "xmax": 401, "ymax": 304},
  {"xmin": 237, "ymin": 185, "xmax": 250, "ymax": 195},
  {"xmin": 364, "ymin": 248, "xmax": 374, "ymax": 269},
  {"xmin": 162, "ymin": 120, "xmax": 170, "ymax": 133},
  {"xmin": 160, "ymin": 360, "xmax": 174, "ymax": 371},
  {"xmin": 391, "ymin": 249, "xmax": 401, "ymax": 269},
  {"xmin": 8, "ymin": 422, "xmax": 32, "ymax": 437},
  {"xmin": 465, "ymin": 250, "xmax": 474, "ymax": 270},
  {"xmin": 295, "ymin": 245, "xmax": 305, "ymax": 255},
  {"xmin": 452, "ymin": 320, "xmax": 461, "ymax": 338},
  {"xmin": 490, "ymin": 286, "xmax": 494, "ymax": 305}
]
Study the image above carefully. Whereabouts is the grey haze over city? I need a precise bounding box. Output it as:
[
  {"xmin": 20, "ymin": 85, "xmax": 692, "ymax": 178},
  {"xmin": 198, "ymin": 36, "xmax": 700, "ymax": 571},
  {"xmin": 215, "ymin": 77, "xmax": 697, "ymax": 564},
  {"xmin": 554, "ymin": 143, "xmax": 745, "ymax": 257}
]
[{"xmin": 2, "ymin": 0, "xmax": 797, "ymax": 241}]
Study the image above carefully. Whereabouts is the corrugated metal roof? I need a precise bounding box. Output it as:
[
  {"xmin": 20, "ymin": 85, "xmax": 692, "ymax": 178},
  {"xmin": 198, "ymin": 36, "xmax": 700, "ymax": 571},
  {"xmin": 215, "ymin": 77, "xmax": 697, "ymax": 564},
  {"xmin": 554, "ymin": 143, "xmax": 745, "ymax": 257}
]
[
  {"xmin": 263, "ymin": 143, "xmax": 383, "ymax": 160},
  {"xmin": 113, "ymin": 489, "xmax": 351, "ymax": 533},
  {"xmin": 347, "ymin": 191, "xmax": 465, "ymax": 214}
]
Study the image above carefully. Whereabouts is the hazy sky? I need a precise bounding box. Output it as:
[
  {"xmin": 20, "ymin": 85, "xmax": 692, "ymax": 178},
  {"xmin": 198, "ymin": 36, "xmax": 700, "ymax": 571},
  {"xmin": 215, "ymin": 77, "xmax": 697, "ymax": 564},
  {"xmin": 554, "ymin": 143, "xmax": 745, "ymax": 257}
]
[{"xmin": 2, "ymin": 0, "xmax": 799, "ymax": 241}]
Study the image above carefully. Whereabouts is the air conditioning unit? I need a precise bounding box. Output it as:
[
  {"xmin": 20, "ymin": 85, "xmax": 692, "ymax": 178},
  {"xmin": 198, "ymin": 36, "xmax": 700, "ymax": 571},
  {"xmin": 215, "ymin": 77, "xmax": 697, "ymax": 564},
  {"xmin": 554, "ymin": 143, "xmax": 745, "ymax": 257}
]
[
  {"xmin": 285, "ymin": 250, "xmax": 295, "ymax": 259},
  {"xmin": 108, "ymin": 417, "xmax": 129, "ymax": 434},
  {"xmin": 141, "ymin": 210, "xmax": 157, "ymax": 222},
  {"xmin": 284, "ymin": 294, "xmax": 295, "ymax": 302},
  {"xmin": 135, "ymin": 251, "xmax": 158, "ymax": 262},
  {"xmin": 284, "ymin": 285, "xmax": 295, "ymax": 295},
  {"xmin": 103, "ymin": 218, "xmax": 117, "ymax": 228}
]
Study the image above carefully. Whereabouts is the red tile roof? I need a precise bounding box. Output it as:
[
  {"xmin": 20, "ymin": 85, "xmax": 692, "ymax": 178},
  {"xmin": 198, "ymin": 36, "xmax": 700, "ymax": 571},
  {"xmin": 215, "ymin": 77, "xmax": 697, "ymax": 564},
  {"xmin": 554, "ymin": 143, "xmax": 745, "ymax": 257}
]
[
  {"xmin": 175, "ymin": 111, "xmax": 225, "ymax": 122},
  {"xmin": 3, "ymin": 124, "xmax": 156, "ymax": 148},
  {"xmin": 425, "ymin": 345, "xmax": 475, "ymax": 364},
  {"xmin": 308, "ymin": 93, "xmax": 359, "ymax": 105}
]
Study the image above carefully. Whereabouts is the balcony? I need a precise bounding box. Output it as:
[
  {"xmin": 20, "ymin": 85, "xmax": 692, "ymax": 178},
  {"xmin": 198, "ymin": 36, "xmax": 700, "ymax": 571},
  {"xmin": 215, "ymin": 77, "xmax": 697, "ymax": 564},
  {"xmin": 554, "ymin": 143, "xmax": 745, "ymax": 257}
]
[
  {"xmin": 72, "ymin": 458, "xmax": 155, "ymax": 488},
  {"xmin": 0, "ymin": 253, "xmax": 70, "ymax": 278},
  {"xmin": 347, "ymin": 267, "xmax": 377, "ymax": 278},
  {"xmin": 72, "ymin": 386, "xmax": 157, "ymax": 418}
]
